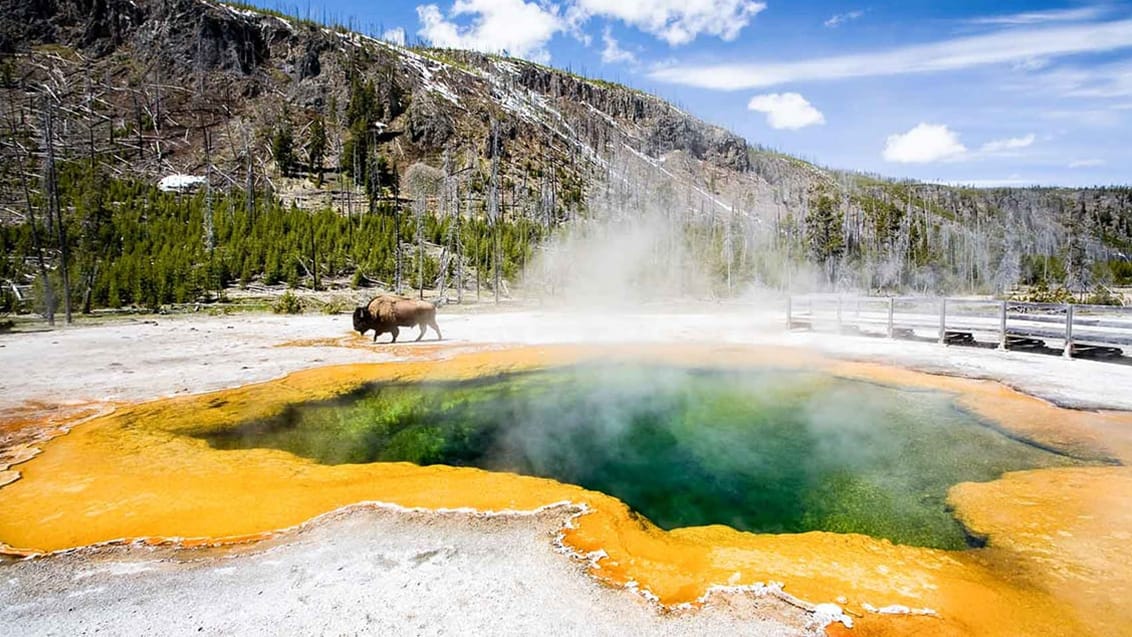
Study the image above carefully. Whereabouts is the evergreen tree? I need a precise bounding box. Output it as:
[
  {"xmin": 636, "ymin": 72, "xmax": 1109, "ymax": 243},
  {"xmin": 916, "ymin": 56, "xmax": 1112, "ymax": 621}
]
[
  {"xmin": 342, "ymin": 77, "xmax": 379, "ymax": 184},
  {"xmin": 271, "ymin": 120, "xmax": 294, "ymax": 176},
  {"xmin": 806, "ymin": 191, "xmax": 845, "ymax": 284}
]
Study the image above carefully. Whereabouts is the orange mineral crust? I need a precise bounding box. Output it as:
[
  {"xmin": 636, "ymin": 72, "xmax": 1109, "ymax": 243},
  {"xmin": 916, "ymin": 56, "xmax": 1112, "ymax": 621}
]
[{"xmin": 1, "ymin": 344, "xmax": 1129, "ymax": 636}]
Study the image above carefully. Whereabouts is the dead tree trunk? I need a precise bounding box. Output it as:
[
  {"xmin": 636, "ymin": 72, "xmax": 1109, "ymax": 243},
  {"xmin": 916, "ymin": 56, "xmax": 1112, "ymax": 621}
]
[
  {"xmin": 416, "ymin": 198, "xmax": 424, "ymax": 300},
  {"xmin": 310, "ymin": 221, "xmax": 319, "ymax": 290},
  {"xmin": 437, "ymin": 152, "xmax": 455, "ymax": 299},
  {"xmin": 394, "ymin": 204, "xmax": 403, "ymax": 294},
  {"xmin": 9, "ymin": 112, "xmax": 55, "ymax": 325},
  {"xmin": 489, "ymin": 120, "xmax": 501, "ymax": 304},
  {"xmin": 43, "ymin": 99, "xmax": 72, "ymax": 324},
  {"xmin": 244, "ymin": 127, "xmax": 255, "ymax": 222}
]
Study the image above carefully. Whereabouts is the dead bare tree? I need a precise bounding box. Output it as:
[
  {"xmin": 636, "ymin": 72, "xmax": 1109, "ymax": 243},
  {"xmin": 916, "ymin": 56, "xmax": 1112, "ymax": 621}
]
[
  {"xmin": 489, "ymin": 119, "xmax": 501, "ymax": 304},
  {"xmin": 403, "ymin": 161, "xmax": 442, "ymax": 299},
  {"xmin": 436, "ymin": 151, "xmax": 455, "ymax": 299},
  {"xmin": 41, "ymin": 93, "xmax": 72, "ymax": 324},
  {"xmin": 6, "ymin": 99, "xmax": 55, "ymax": 324}
]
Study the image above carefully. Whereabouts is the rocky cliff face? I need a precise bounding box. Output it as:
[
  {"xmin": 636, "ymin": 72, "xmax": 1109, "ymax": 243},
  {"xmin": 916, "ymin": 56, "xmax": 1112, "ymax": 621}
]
[{"xmin": 2, "ymin": 0, "xmax": 751, "ymax": 179}]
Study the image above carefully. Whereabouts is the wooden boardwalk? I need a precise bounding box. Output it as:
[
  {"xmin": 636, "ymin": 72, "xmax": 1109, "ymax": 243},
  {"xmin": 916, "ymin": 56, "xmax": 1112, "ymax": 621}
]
[{"xmin": 787, "ymin": 295, "xmax": 1132, "ymax": 360}]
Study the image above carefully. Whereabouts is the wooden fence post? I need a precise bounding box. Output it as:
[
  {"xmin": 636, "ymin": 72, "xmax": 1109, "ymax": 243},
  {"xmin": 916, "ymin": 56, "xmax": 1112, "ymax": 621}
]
[
  {"xmin": 938, "ymin": 298, "xmax": 947, "ymax": 345},
  {"xmin": 1063, "ymin": 304, "xmax": 1075, "ymax": 359},
  {"xmin": 887, "ymin": 297, "xmax": 895, "ymax": 339},
  {"xmin": 998, "ymin": 301, "xmax": 1008, "ymax": 350},
  {"xmin": 786, "ymin": 295, "xmax": 792, "ymax": 330}
]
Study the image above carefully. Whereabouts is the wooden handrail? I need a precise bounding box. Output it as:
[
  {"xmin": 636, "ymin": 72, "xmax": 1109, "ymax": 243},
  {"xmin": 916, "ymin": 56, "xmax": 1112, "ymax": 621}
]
[{"xmin": 786, "ymin": 294, "xmax": 1132, "ymax": 360}]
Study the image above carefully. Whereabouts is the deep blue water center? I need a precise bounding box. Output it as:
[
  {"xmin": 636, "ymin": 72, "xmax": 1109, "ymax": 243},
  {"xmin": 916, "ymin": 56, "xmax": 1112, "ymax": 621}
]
[{"xmin": 200, "ymin": 365, "xmax": 1082, "ymax": 550}]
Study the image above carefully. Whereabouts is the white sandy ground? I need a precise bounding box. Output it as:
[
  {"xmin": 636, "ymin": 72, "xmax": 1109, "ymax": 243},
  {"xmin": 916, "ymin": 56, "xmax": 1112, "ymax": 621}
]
[
  {"xmin": 0, "ymin": 505, "xmax": 812, "ymax": 636},
  {"xmin": 2, "ymin": 304, "xmax": 1132, "ymax": 635}
]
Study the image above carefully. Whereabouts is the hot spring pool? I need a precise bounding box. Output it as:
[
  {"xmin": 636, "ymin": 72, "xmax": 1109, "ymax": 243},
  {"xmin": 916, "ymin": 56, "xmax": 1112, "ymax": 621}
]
[{"xmin": 200, "ymin": 365, "xmax": 1085, "ymax": 550}]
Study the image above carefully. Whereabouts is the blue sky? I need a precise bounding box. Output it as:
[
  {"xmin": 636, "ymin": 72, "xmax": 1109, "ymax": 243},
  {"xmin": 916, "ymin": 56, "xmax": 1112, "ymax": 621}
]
[{"xmin": 259, "ymin": 1, "xmax": 1132, "ymax": 187}]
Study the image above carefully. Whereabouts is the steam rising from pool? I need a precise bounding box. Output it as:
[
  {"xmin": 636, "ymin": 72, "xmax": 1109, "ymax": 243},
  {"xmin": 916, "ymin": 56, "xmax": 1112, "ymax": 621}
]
[{"xmin": 200, "ymin": 365, "xmax": 1084, "ymax": 549}]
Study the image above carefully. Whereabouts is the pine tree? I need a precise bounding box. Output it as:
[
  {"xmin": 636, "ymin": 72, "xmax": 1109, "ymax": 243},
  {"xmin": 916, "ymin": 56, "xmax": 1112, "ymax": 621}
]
[
  {"xmin": 806, "ymin": 191, "xmax": 845, "ymax": 285},
  {"xmin": 342, "ymin": 77, "xmax": 378, "ymax": 184},
  {"xmin": 271, "ymin": 121, "xmax": 294, "ymax": 177}
]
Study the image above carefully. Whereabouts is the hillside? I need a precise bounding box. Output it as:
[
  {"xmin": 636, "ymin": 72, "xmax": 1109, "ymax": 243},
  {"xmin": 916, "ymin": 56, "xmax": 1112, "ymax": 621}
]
[{"xmin": 1, "ymin": 0, "xmax": 1130, "ymax": 318}]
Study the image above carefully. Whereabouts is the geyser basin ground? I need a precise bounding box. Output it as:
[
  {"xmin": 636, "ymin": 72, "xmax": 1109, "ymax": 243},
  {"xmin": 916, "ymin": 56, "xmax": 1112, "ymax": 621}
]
[
  {"xmin": 201, "ymin": 365, "xmax": 1082, "ymax": 551},
  {"xmin": 2, "ymin": 340, "xmax": 1132, "ymax": 637}
]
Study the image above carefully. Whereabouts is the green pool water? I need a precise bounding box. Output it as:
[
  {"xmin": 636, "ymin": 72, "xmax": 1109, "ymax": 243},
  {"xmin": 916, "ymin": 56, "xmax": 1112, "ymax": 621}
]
[{"xmin": 199, "ymin": 365, "xmax": 1085, "ymax": 549}]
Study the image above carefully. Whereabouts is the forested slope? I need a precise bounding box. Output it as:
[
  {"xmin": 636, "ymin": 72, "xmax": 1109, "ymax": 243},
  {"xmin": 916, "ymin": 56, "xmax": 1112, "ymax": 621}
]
[{"xmin": 0, "ymin": 0, "xmax": 1128, "ymax": 319}]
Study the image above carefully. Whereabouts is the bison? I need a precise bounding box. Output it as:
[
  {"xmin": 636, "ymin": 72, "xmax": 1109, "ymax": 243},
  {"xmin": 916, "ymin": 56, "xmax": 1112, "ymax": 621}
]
[{"xmin": 353, "ymin": 295, "xmax": 442, "ymax": 343}]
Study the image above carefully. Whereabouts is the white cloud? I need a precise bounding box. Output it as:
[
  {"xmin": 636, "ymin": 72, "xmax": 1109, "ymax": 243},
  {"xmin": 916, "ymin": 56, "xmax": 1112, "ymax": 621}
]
[
  {"xmin": 883, "ymin": 127, "xmax": 1034, "ymax": 163},
  {"xmin": 416, "ymin": 0, "xmax": 564, "ymax": 62},
  {"xmin": 572, "ymin": 0, "xmax": 767, "ymax": 46},
  {"xmin": 967, "ymin": 7, "xmax": 1105, "ymax": 26},
  {"xmin": 980, "ymin": 133, "xmax": 1035, "ymax": 153},
  {"xmin": 601, "ymin": 27, "xmax": 636, "ymax": 64},
  {"xmin": 649, "ymin": 19, "xmax": 1132, "ymax": 89},
  {"xmin": 883, "ymin": 123, "xmax": 968, "ymax": 163},
  {"xmin": 747, "ymin": 92, "xmax": 825, "ymax": 129},
  {"xmin": 1037, "ymin": 60, "xmax": 1132, "ymax": 98},
  {"xmin": 414, "ymin": 0, "xmax": 768, "ymax": 63},
  {"xmin": 382, "ymin": 27, "xmax": 407, "ymax": 46},
  {"xmin": 935, "ymin": 177, "xmax": 1035, "ymax": 188},
  {"xmin": 1069, "ymin": 158, "xmax": 1106, "ymax": 168},
  {"xmin": 1040, "ymin": 107, "xmax": 1125, "ymax": 127},
  {"xmin": 1012, "ymin": 57, "xmax": 1050, "ymax": 72},
  {"xmin": 824, "ymin": 10, "xmax": 863, "ymax": 28}
]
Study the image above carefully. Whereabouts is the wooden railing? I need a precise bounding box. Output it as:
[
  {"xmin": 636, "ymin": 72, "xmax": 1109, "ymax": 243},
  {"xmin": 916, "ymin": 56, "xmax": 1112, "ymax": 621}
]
[{"xmin": 787, "ymin": 295, "xmax": 1132, "ymax": 359}]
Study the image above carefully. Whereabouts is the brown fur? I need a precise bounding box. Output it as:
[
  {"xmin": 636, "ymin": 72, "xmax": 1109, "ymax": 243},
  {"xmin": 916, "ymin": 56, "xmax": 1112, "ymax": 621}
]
[{"xmin": 353, "ymin": 295, "xmax": 442, "ymax": 343}]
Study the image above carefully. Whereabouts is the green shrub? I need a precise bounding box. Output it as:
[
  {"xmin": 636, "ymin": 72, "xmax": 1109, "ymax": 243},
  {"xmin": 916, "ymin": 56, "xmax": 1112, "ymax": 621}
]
[
  {"xmin": 1011, "ymin": 281, "xmax": 1074, "ymax": 304},
  {"xmin": 351, "ymin": 269, "xmax": 368, "ymax": 289},
  {"xmin": 321, "ymin": 297, "xmax": 350, "ymax": 314},
  {"xmin": 1084, "ymin": 286, "xmax": 1124, "ymax": 306},
  {"xmin": 272, "ymin": 291, "xmax": 303, "ymax": 314}
]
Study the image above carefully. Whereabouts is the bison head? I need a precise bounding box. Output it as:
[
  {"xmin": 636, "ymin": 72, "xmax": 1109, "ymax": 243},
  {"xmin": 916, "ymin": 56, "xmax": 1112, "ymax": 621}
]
[{"xmin": 352, "ymin": 306, "xmax": 370, "ymax": 334}]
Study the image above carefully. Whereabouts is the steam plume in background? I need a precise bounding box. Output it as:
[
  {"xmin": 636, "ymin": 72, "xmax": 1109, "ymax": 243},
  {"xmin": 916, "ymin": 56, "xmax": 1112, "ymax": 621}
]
[
  {"xmin": 517, "ymin": 145, "xmax": 1121, "ymax": 302},
  {"xmin": 521, "ymin": 147, "xmax": 827, "ymax": 306}
]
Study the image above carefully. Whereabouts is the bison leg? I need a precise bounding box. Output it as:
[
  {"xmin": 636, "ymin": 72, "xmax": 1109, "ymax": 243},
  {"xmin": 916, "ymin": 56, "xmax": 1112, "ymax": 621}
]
[
  {"xmin": 415, "ymin": 322, "xmax": 426, "ymax": 342},
  {"xmin": 389, "ymin": 326, "xmax": 399, "ymax": 343},
  {"xmin": 430, "ymin": 318, "xmax": 442, "ymax": 341},
  {"xmin": 371, "ymin": 329, "xmax": 379, "ymax": 343}
]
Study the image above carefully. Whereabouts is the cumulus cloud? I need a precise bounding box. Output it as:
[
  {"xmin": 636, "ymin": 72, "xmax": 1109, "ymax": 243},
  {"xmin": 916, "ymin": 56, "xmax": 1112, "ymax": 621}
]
[
  {"xmin": 980, "ymin": 133, "xmax": 1035, "ymax": 153},
  {"xmin": 649, "ymin": 19, "xmax": 1132, "ymax": 89},
  {"xmin": 382, "ymin": 27, "xmax": 407, "ymax": 46},
  {"xmin": 417, "ymin": 0, "xmax": 564, "ymax": 62},
  {"xmin": 413, "ymin": 0, "xmax": 768, "ymax": 62},
  {"xmin": 601, "ymin": 27, "xmax": 637, "ymax": 64},
  {"xmin": 824, "ymin": 10, "xmax": 863, "ymax": 28},
  {"xmin": 573, "ymin": 0, "xmax": 767, "ymax": 46},
  {"xmin": 883, "ymin": 124, "xmax": 968, "ymax": 163},
  {"xmin": 747, "ymin": 92, "xmax": 825, "ymax": 129}
]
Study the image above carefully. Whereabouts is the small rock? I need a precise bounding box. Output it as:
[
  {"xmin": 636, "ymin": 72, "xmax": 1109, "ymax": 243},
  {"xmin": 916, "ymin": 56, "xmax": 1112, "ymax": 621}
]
[{"xmin": 812, "ymin": 603, "xmax": 853, "ymax": 629}]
